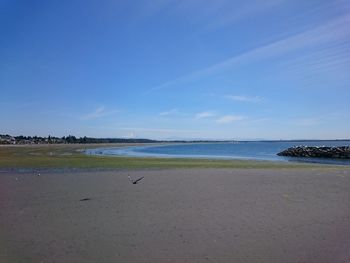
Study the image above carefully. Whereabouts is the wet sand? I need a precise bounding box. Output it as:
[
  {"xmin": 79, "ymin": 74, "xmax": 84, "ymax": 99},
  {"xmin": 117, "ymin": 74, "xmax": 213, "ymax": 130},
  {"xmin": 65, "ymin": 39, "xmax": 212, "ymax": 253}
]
[{"xmin": 1, "ymin": 168, "xmax": 350, "ymax": 262}]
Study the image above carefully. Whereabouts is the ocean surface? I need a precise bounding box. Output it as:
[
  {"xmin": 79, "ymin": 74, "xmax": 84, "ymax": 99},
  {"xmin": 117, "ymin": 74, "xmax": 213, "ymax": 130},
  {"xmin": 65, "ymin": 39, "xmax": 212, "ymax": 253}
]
[{"xmin": 86, "ymin": 141, "xmax": 350, "ymax": 165}]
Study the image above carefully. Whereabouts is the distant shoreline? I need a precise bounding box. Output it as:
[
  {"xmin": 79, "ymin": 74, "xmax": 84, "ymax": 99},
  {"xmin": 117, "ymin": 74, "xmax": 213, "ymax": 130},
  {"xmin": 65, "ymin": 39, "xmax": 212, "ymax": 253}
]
[{"xmin": 1, "ymin": 133, "xmax": 350, "ymax": 146}]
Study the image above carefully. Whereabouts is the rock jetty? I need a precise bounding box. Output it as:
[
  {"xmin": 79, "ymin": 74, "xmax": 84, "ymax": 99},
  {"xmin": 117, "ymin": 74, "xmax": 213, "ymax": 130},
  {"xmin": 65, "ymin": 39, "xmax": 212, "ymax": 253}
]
[{"xmin": 277, "ymin": 146, "xmax": 350, "ymax": 159}]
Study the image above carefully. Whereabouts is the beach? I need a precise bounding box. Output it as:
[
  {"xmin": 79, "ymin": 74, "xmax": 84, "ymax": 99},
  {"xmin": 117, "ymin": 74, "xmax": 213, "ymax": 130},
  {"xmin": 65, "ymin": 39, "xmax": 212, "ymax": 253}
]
[
  {"xmin": 1, "ymin": 168, "xmax": 350, "ymax": 262},
  {"xmin": 3, "ymin": 0, "xmax": 350, "ymax": 262}
]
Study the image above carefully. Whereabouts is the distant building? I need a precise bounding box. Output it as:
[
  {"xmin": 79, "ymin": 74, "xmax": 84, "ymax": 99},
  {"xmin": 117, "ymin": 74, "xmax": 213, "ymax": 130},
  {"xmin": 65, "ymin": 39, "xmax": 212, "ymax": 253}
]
[{"xmin": 0, "ymin": 135, "xmax": 16, "ymax": 144}]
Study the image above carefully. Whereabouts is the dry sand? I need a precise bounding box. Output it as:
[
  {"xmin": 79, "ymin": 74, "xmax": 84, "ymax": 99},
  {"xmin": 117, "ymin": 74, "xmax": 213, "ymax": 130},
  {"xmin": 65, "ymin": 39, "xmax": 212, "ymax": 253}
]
[{"xmin": 1, "ymin": 168, "xmax": 350, "ymax": 263}]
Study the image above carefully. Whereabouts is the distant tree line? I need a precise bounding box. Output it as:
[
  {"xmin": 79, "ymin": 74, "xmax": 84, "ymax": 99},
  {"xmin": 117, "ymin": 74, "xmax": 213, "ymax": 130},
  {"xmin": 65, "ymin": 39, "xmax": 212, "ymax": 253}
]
[
  {"xmin": 1, "ymin": 134, "xmax": 237, "ymax": 145},
  {"xmin": 61, "ymin": 135, "xmax": 158, "ymax": 144},
  {"xmin": 0, "ymin": 134, "xmax": 158, "ymax": 144}
]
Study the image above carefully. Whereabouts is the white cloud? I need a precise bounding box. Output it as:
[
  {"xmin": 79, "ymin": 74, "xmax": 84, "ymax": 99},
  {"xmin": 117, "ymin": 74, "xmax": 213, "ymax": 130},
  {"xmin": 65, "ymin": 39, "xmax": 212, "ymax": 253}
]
[
  {"xmin": 216, "ymin": 115, "xmax": 244, "ymax": 124},
  {"xmin": 136, "ymin": 0, "xmax": 286, "ymax": 29},
  {"xmin": 123, "ymin": 132, "xmax": 136, "ymax": 138},
  {"xmin": 225, "ymin": 95, "xmax": 262, "ymax": 103},
  {"xmin": 81, "ymin": 106, "xmax": 118, "ymax": 120},
  {"xmin": 159, "ymin": 108, "xmax": 178, "ymax": 116},
  {"xmin": 292, "ymin": 118, "xmax": 322, "ymax": 127},
  {"xmin": 195, "ymin": 111, "xmax": 217, "ymax": 119},
  {"xmin": 204, "ymin": 0, "xmax": 286, "ymax": 30},
  {"xmin": 118, "ymin": 127, "xmax": 200, "ymax": 133}
]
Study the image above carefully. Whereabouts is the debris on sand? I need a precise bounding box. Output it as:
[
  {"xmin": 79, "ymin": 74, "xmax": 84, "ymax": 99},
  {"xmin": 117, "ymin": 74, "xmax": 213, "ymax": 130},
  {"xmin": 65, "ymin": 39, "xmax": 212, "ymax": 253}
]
[{"xmin": 79, "ymin": 198, "xmax": 91, "ymax": 201}]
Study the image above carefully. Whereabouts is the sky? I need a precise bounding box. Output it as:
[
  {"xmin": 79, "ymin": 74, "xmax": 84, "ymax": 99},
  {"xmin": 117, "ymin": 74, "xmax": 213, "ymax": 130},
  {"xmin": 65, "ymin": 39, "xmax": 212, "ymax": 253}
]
[{"xmin": 1, "ymin": 0, "xmax": 350, "ymax": 140}]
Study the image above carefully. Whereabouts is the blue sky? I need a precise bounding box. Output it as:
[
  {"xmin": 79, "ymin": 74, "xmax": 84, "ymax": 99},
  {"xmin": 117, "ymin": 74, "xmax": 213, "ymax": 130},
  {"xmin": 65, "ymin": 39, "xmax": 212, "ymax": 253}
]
[{"xmin": 1, "ymin": 0, "xmax": 349, "ymax": 140}]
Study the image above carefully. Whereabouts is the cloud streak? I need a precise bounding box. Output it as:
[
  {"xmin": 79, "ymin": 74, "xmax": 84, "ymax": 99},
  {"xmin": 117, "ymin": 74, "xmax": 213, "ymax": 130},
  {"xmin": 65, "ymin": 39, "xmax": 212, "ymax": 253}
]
[
  {"xmin": 195, "ymin": 111, "xmax": 217, "ymax": 119},
  {"xmin": 216, "ymin": 115, "xmax": 244, "ymax": 124},
  {"xmin": 81, "ymin": 106, "xmax": 118, "ymax": 120},
  {"xmin": 225, "ymin": 95, "xmax": 262, "ymax": 103},
  {"xmin": 204, "ymin": 0, "xmax": 286, "ymax": 30},
  {"xmin": 159, "ymin": 108, "xmax": 178, "ymax": 116},
  {"xmin": 118, "ymin": 127, "xmax": 200, "ymax": 134},
  {"xmin": 148, "ymin": 14, "xmax": 350, "ymax": 93}
]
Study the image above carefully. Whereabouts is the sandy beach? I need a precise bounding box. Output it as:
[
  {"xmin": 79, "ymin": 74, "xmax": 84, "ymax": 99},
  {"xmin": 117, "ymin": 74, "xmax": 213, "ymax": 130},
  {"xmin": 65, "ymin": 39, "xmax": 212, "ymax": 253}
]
[{"xmin": 1, "ymin": 168, "xmax": 350, "ymax": 262}]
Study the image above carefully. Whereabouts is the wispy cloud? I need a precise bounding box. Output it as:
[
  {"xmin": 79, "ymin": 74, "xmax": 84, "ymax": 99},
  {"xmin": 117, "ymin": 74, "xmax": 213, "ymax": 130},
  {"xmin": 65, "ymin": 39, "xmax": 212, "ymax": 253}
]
[
  {"xmin": 133, "ymin": 0, "xmax": 176, "ymax": 21},
  {"xmin": 204, "ymin": 0, "xmax": 285, "ymax": 30},
  {"xmin": 148, "ymin": 14, "xmax": 350, "ymax": 93},
  {"xmin": 133, "ymin": 0, "xmax": 292, "ymax": 31},
  {"xmin": 81, "ymin": 106, "xmax": 118, "ymax": 120},
  {"xmin": 280, "ymin": 41, "xmax": 350, "ymax": 76},
  {"xmin": 159, "ymin": 108, "xmax": 178, "ymax": 116},
  {"xmin": 225, "ymin": 95, "xmax": 262, "ymax": 103},
  {"xmin": 292, "ymin": 117, "xmax": 323, "ymax": 127},
  {"xmin": 216, "ymin": 115, "xmax": 244, "ymax": 124},
  {"xmin": 118, "ymin": 127, "xmax": 200, "ymax": 134},
  {"xmin": 195, "ymin": 111, "xmax": 217, "ymax": 119}
]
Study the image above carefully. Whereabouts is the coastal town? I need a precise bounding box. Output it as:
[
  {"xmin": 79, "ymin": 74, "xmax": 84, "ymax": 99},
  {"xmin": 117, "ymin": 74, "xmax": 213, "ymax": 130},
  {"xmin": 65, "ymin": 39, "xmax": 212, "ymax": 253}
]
[{"xmin": 0, "ymin": 134, "xmax": 63, "ymax": 144}]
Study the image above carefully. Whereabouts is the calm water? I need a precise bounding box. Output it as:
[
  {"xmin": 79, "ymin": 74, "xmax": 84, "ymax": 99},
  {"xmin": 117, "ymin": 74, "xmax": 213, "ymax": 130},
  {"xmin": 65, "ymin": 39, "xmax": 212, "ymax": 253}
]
[{"xmin": 86, "ymin": 141, "xmax": 350, "ymax": 165}]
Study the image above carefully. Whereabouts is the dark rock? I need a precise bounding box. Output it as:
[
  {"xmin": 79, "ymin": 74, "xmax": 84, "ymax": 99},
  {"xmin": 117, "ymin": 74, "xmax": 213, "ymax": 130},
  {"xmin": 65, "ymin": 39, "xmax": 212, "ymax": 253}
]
[{"xmin": 277, "ymin": 146, "xmax": 350, "ymax": 159}]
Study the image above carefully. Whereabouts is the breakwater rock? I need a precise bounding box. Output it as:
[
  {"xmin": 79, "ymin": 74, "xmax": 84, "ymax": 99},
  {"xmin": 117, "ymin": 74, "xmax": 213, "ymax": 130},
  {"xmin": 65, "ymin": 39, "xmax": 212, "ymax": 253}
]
[{"xmin": 277, "ymin": 146, "xmax": 350, "ymax": 159}]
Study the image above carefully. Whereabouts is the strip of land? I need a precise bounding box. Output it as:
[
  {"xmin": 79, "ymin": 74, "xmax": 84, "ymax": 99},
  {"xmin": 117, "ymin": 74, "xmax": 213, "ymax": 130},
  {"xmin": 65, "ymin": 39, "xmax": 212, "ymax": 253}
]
[{"xmin": 0, "ymin": 144, "xmax": 347, "ymax": 170}]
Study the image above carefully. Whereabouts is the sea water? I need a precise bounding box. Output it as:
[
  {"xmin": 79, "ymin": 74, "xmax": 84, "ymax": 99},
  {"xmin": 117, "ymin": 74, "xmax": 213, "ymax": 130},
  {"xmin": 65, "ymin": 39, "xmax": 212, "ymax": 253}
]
[{"xmin": 86, "ymin": 141, "xmax": 350, "ymax": 165}]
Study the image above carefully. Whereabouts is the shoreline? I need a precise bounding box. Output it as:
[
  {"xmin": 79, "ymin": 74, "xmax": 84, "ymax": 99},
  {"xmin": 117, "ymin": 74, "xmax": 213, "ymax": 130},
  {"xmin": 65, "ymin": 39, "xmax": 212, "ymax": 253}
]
[
  {"xmin": 1, "ymin": 143, "xmax": 350, "ymax": 170},
  {"xmin": 86, "ymin": 143, "xmax": 350, "ymax": 166}
]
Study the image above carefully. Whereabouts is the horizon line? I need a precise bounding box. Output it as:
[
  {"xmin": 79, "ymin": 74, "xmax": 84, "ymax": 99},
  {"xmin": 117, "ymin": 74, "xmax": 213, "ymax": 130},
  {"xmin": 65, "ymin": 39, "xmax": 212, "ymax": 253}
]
[{"xmin": 1, "ymin": 134, "xmax": 350, "ymax": 142}]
